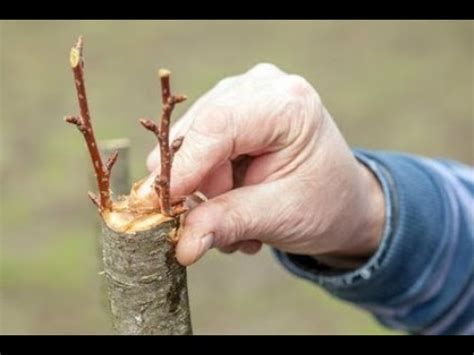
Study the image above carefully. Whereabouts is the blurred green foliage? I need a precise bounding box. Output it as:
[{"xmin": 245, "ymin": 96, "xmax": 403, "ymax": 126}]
[{"xmin": 0, "ymin": 20, "xmax": 472, "ymax": 334}]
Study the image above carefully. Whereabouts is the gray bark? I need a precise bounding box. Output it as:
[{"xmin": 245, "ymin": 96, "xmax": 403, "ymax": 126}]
[
  {"xmin": 92, "ymin": 139, "xmax": 132, "ymax": 319},
  {"xmin": 101, "ymin": 217, "xmax": 192, "ymax": 335}
]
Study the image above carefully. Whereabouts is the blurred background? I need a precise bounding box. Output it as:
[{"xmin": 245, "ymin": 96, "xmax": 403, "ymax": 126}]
[{"xmin": 0, "ymin": 20, "xmax": 472, "ymax": 334}]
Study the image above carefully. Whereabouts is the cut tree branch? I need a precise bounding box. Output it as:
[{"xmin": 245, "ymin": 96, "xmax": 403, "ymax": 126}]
[
  {"xmin": 65, "ymin": 36, "xmax": 116, "ymax": 211},
  {"xmin": 140, "ymin": 69, "xmax": 187, "ymax": 217},
  {"xmin": 65, "ymin": 36, "xmax": 193, "ymax": 335}
]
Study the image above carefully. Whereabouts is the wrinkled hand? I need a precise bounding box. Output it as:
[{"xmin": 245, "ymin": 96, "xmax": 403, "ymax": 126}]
[{"xmin": 145, "ymin": 63, "xmax": 385, "ymax": 266}]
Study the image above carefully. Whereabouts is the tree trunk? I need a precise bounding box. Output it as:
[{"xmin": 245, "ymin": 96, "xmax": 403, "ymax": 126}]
[{"xmin": 100, "ymin": 217, "xmax": 192, "ymax": 335}]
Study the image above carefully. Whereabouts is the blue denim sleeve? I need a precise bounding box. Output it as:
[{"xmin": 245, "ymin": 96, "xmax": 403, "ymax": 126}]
[{"xmin": 273, "ymin": 149, "xmax": 474, "ymax": 335}]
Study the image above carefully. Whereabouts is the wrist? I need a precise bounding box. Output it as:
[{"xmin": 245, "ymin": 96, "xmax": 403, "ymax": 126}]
[
  {"xmin": 354, "ymin": 160, "xmax": 386, "ymax": 256},
  {"xmin": 313, "ymin": 160, "xmax": 386, "ymax": 269}
]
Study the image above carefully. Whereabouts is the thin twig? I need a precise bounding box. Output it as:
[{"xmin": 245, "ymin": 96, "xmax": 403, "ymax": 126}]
[
  {"xmin": 88, "ymin": 191, "xmax": 101, "ymax": 208},
  {"xmin": 65, "ymin": 36, "xmax": 115, "ymax": 211},
  {"xmin": 106, "ymin": 151, "xmax": 119, "ymax": 172},
  {"xmin": 140, "ymin": 69, "xmax": 187, "ymax": 217}
]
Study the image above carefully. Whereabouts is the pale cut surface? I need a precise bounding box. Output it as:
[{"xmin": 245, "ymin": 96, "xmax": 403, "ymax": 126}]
[{"xmin": 101, "ymin": 178, "xmax": 173, "ymax": 234}]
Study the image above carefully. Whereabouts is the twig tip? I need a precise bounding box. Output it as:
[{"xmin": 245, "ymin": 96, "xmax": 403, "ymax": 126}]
[
  {"xmin": 158, "ymin": 68, "xmax": 171, "ymax": 78},
  {"xmin": 139, "ymin": 118, "xmax": 159, "ymax": 133},
  {"xmin": 106, "ymin": 151, "xmax": 119, "ymax": 172},
  {"xmin": 70, "ymin": 36, "xmax": 84, "ymax": 68},
  {"xmin": 174, "ymin": 95, "xmax": 187, "ymax": 104},
  {"xmin": 64, "ymin": 115, "xmax": 80, "ymax": 125},
  {"xmin": 75, "ymin": 35, "xmax": 84, "ymax": 49},
  {"xmin": 70, "ymin": 48, "xmax": 81, "ymax": 68}
]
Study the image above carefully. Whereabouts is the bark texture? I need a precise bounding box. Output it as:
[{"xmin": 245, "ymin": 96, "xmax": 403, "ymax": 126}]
[
  {"xmin": 92, "ymin": 139, "xmax": 131, "ymax": 318},
  {"xmin": 101, "ymin": 218, "xmax": 192, "ymax": 335}
]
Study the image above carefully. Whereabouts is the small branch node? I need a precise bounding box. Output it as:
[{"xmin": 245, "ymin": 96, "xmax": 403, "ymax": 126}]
[
  {"xmin": 170, "ymin": 136, "xmax": 184, "ymax": 161},
  {"xmin": 88, "ymin": 191, "xmax": 101, "ymax": 209},
  {"xmin": 139, "ymin": 118, "xmax": 160, "ymax": 135},
  {"xmin": 172, "ymin": 95, "xmax": 187, "ymax": 104},
  {"xmin": 171, "ymin": 205, "xmax": 188, "ymax": 216},
  {"xmin": 106, "ymin": 151, "xmax": 119, "ymax": 174},
  {"xmin": 154, "ymin": 175, "xmax": 170, "ymax": 215},
  {"xmin": 64, "ymin": 115, "xmax": 81, "ymax": 125}
]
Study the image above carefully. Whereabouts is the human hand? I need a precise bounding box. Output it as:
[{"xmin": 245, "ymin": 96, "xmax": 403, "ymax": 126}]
[{"xmin": 144, "ymin": 63, "xmax": 385, "ymax": 267}]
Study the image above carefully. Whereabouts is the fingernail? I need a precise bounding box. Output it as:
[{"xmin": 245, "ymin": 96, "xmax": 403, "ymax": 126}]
[{"xmin": 200, "ymin": 233, "xmax": 214, "ymax": 254}]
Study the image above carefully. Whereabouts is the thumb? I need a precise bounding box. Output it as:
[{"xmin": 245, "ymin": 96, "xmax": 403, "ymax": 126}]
[{"xmin": 176, "ymin": 180, "xmax": 289, "ymax": 266}]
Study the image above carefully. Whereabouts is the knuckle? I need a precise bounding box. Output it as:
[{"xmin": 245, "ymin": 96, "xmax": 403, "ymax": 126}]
[
  {"xmin": 214, "ymin": 76, "xmax": 238, "ymax": 91},
  {"xmin": 273, "ymin": 76, "xmax": 323, "ymax": 142},
  {"xmin": 213, "ymin": 198, "xmax": 247, "ymax": 244},
  {"xmin": 284, "ymin": 74, "xmax": 315, "ymax": 98},
  {"xmin": 226, "ymin": 209, "xmax": 247, "ymax": 242},
  {"xmin": 192, "ymin": 105, "xmax": 231, "ymax": 136},
  {"xmin": 247, "ymin": 62, "xmax": 282, "ymax": 76}
]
